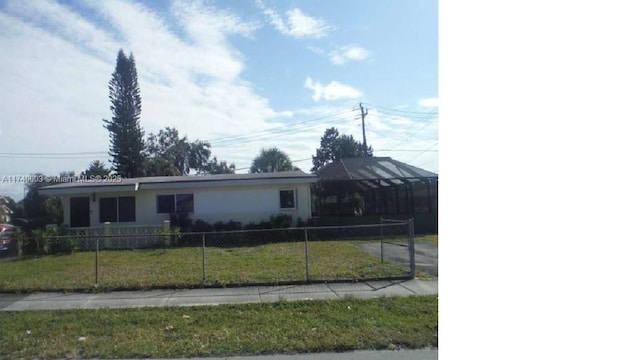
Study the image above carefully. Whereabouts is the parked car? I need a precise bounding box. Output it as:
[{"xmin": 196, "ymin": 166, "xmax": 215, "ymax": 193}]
[{"xmin": 0, "ymin": 223, "xmax": 16, "ymax": 256}]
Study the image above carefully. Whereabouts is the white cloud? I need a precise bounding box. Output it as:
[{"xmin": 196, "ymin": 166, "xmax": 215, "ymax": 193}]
[
  {"xmin": 255, "ymin": 0, "xmax": 333, "ymax": 39},
  {"xmin": 2, "ymin": 0, "xmax": 120, "ymax": 59},
  {"xmin": 329, "ymin": 45, "xmax": 370, "ymax": 65},
  {"xmin": 286, "ymin": 8, "xmax": 332, "ymax": 38},
  {"xmin": 171, "ymin": 0, "xmax": 261, "ymax": 40},
  {"xmin": 418, "ymin": 97, "xmax": 439, "ymax": 108},
  {"xmin": 304, "ymin": 78, "xmax": 363, "ymax": 101},
  {"xmin": 0, "ymin": 0, "xmax": 287, "ymax": 197}
]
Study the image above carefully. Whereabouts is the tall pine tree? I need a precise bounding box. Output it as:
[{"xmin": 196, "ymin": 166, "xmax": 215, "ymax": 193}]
[{"xmin": 103, "ymin": 49, "xmax": 146, "ymax": 178}]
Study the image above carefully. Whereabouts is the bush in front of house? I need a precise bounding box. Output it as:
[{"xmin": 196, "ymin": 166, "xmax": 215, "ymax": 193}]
[
  {"xmin": 160, "ymin": 226, "xmax": 182, "ymax": 247},
  {"xmin": 47, "ymin": 225, "xmax": 77, "ymax": 255},
  {"xmin": 169, "ymin": 211, "xmax": 193, "ymax": 232},
  {"xmin": 193, "ymin": 214, "xmax": 293, "ymax": 233},
  {"xmin": 269, "ymin": 213, "xmax": 292, "ymax": 229},
  {"xmin": 20, "ymin": 226, "xmax": 77, "ymax": 256},
  {"xmin": 243, "ymin": 214, "xmax": 292, "ymax": 230},
  {"xmin": 184, "ymin": 214, "xmax": 306, "ymax": 247},
  {"xmin": 191, "ymin": 219, "xmax": 214, "ymax": 233},
  {"xmin": 213, "ymin": 220, "xmax": 242, "ymax": 232}
]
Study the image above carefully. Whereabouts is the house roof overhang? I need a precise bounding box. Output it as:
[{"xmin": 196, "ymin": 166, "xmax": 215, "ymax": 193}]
[{"xmin": 39, "ymin": 171, "xmax": 317, "ymax": 196}]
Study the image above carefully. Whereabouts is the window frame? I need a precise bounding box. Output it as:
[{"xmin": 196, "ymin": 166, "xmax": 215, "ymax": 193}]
[
  {"xmin": 156, "ymin": 194, "xmax": 176, "ymax": 214},
  {"xmin": 156, "ymin": 193, "xmax": 194, "ymax": 214},
  {"xmin": 175, "ymin": 193, "xmax": 194, "ymax": 213},
  {"xmin": 99, "ymin": 196, "xmax": 136, "ymax": 223},
  {"xmin": 117, "ymin": 196, "xmax": 136, "ymax": 222},
  {"xmin": 279, "ymin": 188, "xmax": 297, "ymax": 210}
]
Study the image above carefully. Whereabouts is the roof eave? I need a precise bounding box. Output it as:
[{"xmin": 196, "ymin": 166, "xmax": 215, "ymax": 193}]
[{"xmin": 39, "ymin": 176, "xmax": 317, "ymax": 196}]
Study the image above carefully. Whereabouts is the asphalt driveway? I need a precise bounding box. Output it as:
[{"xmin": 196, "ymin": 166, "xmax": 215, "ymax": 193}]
[{"xmin": 357, "ymin": 240, "xmax": 438, "ymax": 278}]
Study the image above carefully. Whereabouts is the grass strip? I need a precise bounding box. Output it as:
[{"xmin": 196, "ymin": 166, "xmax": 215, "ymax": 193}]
[{"xmin": 0, "ymin": 295, "xmax": 437, "ymax": 359}]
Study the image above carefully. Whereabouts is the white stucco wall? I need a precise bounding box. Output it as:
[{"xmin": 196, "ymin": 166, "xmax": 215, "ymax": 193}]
[
  {"xmin": 63, "ymin": 182, "xmax": 313, "ymax": 228},
  {"xmin": 190, "ymin": 183, "xmax": 312, "ymax": 225}
]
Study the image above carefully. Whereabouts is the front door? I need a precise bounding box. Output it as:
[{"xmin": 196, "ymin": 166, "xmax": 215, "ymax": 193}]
[{"xmin": 69, "ymin": 197, "xmax": 90, "ymax": 227}]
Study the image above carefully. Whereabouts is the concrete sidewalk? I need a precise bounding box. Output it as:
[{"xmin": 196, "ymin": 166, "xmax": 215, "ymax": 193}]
[{"xmin": 0, "ymin": 279, "xmax": 437, "ymax": 311}]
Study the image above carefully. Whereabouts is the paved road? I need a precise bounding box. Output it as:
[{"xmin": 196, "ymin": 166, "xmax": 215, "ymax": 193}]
[
  {"xmin": 357, "ymin": 241, "xmax": 438, "ymax": 278},
  {"xmin": 142, "ymin": 349, "xmax": 438, "ymax": 360}
]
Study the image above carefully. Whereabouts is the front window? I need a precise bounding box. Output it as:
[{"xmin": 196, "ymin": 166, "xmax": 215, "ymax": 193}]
[
  {"xmin": 157, "ymin": 194, "xmax": 194, "ymax": 214},
  {"xmin": 100, "ymin": 196, "xmax": 136, "ymax": 223},
  {"xmin": 99, "ymin": 197, "xmax": 118, "ymax": 223},
  {"xmin": 157, "ymin": 195, "xmax": 175, "ymax": 214},
  {"xmin": 176, "ymin": 194, "xmax": 194, "ymax": 212},
  {"xmin": 279, "ymin": 189, "xmax": 296, "ymax": 210},
  {"xmin": 118, "ymin": 196, "xmax": 136, "ymax": 222}
]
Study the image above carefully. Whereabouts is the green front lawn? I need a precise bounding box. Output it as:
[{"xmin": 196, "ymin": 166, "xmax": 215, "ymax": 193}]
[
  {"xmin": 0, "ymin": 241, "xmax": 406, "ymax": 292},
  {"xmin": 0, "ymin": 295, "xmax": 438, "ymax": 358}
]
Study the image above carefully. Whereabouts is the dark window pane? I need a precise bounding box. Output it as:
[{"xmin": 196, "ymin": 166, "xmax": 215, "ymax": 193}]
[
  {"xmin": 70, "ymin": 197, "xmax": 90, "ymax": 227},
  {"xmin": 157, "ymin": 195, "xmax": 175, "ymax": 214},
  {"xmin": 176, "ymin": 194, "xmax": 194, "ymax": 213},
  {"xmin": 118, "ymin": 196, "xmax": 136, "ymax": 222},
  {"xmin": 279, "ymin": 189, "xmax": 295, "ymax": 209},
  {"xmin": 100, "ymin": 197, "xmax": 118, "ymax": 223}
]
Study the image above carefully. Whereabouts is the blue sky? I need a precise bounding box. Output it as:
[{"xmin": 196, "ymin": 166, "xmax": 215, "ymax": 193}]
[{"xmin": 0, "ymin": 0, "xmax": 438, "ymax": 200}]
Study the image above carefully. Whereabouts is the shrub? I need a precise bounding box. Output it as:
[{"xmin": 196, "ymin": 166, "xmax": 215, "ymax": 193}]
[
  {"xmin": 160, "ymin": 226, "xmax": 182, "ymax": 247},
  {"xmin": 20, "ymin": 226, "xmax": 78, "ymax": 256},
  {"xmin": 243, "ymin": 220, "xmax": 272, "ymax": 230},
  {"xmin": 11, "ymin": 227, "xmax": 26, "ymax": 257},
  {"xmin": 49, "ymin": 237, "xmax": 77, "ymax": 255},
  {"xmin": 192, "ymin": 219, "xmax": 214, "ymax": 233},
  {"xmin": 269, "ymin": 213, "xmax": 292, "ymax": 228},
  {"xmin": 296, "ymin": 217, "xmax": 311, "ymax": 227},
  {"xmin": 170, "ymin": 211, "xmax": 192, "ymax": 232},
  {"xmin": 23, "ymin": 229, "xmax": 49, "ymax": 256},
  {"xmin": 213, "ymin": 220, "xmax": 242, "ymax": 232}
]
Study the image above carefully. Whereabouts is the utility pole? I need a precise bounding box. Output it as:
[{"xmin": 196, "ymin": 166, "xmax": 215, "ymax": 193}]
[{"xmin": 359, "ymin": 102, "xmax": 368, "ymax": 153}]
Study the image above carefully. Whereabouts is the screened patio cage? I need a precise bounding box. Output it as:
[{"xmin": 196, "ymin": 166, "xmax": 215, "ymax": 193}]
[{"xmin": 312, "ymin": 157, "xmax": 438, "ymax": 233}]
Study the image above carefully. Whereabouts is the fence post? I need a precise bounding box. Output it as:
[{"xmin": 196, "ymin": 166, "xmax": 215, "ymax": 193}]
[
  {"xmin": 202, "ymin": 233, "xmax": 206, "ymax": 284},
  {"xmin": 408, "ymin": 218, "xmax": 416, "ymax": 278},
  {"xmin": 304, "ymin": 228, "xmax": 310, "ymax": 282},
  {"xmin": 95, "ymin": 236, "xmax": 99, "ymax": 287},
  {"xmin": 379, "ymin": 217, "xmax": 385, "ymax": 263},
  {"xmin": 103, "ymin": 222, "xmax": 111, "ymax": 249}
]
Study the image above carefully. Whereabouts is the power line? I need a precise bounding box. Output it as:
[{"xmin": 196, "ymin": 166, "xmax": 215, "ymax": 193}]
[
  {"xmin": 0, "ymin": 155, "xmax": 106, "ymax": 159},
  {"xmin": 204, "ymin": 110, "xmax": 352, "ymax": 146},
  {"xmin": 0, "ymin": 151, "xmax": 107, "ymax": 156},
  {"xmin": 378, "ymin": 121, "xmax": 437, "ymax": 151},
  {"xmin": 407, "ymin": 142, "xmax": 439, "ymax": 163},
  {"xmin": 377, "ymin": 149, "xmax": 438, "ymax": 152},
  {"xmin": 362, "ymin": 102, "xmax": 438, "ymax": 115},
  {"xmin": 208, "ymin": 118, "xmax": 351, "ymax": 148}
]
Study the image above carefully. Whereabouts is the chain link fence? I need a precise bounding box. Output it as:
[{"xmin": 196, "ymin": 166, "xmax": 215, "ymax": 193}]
[{"xmin": 0, "ymin": 221, "xmax": 416, "ymax": 291}]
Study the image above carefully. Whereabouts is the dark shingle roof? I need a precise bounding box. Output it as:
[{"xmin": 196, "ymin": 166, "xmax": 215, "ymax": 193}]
[{"xmin": 316, "ymin": 157, "xmax": 437, "ymax": 181}]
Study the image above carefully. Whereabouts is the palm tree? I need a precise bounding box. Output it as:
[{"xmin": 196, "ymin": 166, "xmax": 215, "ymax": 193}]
[{"xmin": 250, "ymin": 148, "xmax": 299, "ymax": 173}]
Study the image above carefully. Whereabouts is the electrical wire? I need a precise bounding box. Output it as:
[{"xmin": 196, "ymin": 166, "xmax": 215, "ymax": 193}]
[{"xmin": 361, "ymin": 102, "xmax": 438, "ymax": 115}]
